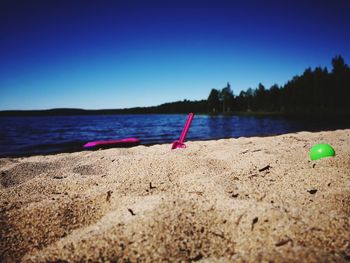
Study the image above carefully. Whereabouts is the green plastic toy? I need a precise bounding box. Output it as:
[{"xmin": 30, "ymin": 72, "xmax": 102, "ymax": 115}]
[{"xmin": 309, "ymin": 143, "xmax": 335, "ymax": 161}]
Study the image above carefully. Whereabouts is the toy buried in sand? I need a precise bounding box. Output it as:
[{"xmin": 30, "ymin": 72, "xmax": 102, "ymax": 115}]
[
  {"xmin": 171, "ymin": 113, "xmax": 194, "ymax": 149},
  {"xmin": 84, "ymin": 138, "xmax": 140, "ymax": 149},
  {"xmin": 309, "ymin": 143, "xmax": 335, "ymax": 161}
]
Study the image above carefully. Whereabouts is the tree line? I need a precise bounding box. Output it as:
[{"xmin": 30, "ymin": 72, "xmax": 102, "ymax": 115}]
[
  {"xmin": 1, "ymin": 55, "xmax": 349, "ymax": 117},
  {"xmin": 207, "ymin": 55, "xmax": 350, "ymax": 115},
  {"xmin": 0, "ymin": 100, "xmax": 208, "ymax": 116}
]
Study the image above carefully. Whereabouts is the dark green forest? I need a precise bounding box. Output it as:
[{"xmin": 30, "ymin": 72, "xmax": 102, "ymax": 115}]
[
  {"xmin": 1, "ymin": 55, "xmax": 349, "ymax": 117},
  {"xmin": 207, "ymin": 55, "xmax": 350, "ymax": 115}
]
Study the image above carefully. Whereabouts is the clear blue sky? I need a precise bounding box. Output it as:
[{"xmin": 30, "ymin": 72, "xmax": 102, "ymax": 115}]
[{"xmin": 1, "ymin": 0, "xmax": 349, "ymax": 110}]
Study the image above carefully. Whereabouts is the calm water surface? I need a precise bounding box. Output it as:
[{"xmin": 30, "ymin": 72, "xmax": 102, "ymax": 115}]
[{"xmin": 0, "ymin": 114, "xmax": 344, "ymax": 157}]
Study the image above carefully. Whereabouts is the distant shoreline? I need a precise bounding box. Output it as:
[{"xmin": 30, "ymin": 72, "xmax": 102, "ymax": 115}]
[{"xmin": 1, "ymin": 107, "xmax": 350, "ymax": 123}]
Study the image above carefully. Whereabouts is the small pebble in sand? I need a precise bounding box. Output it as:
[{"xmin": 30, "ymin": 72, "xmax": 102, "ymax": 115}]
[
  {"xmin": 307, "ymin": 189, "xmax": 318, "ymax": 194},
  {"xmin": 106, "ymin": 190, "xmax": 113, "ymax": 202},
  {"xmin": 128, "ymin": 208, "xmax": 136, "ymax": 216},
  {"xmin": 259, "ymin": 165, "xmax": 271, "ymax": 172},
  {"xmin": 251, "ymin": 217, "xmax": 258, "ymax": 230},
  {"xmin": 275, "ymin": 237, "xmax": 293, "ymax": 247}
]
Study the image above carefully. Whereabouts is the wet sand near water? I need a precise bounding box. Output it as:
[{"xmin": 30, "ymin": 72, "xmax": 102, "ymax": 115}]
[{"xmin": 1, "ymin": 129, "xmax": 349, "ymax": 262}]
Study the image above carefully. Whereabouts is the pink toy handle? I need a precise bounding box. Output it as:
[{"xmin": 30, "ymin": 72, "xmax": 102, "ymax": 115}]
[{"xmin": 179, "ymin": 113, "xmax": 194, "ymax": 143}]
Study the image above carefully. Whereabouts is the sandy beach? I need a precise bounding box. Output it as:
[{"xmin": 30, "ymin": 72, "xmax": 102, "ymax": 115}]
[{"xmin": 1, "ymin": 129, "xmax": 349, "ymax": 262}]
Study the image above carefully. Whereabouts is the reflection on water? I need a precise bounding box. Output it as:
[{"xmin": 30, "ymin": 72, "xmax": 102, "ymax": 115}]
[
  {"xmin": 198, "ymin": 115, "xmax": 300, "ymax": 140},
  {"xmin": 0, "ymin": 114, "xmax": 346, "ymax": 157}
]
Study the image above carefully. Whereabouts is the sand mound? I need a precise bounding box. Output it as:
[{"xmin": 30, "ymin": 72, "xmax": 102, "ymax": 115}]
[{"xmin": 1, "ymin": 130, "xmax": 349, "ymax": 262}]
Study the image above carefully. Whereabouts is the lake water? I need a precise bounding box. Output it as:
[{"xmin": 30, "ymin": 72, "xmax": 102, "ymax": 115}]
[{"xmin": 0, "ymin": 114, "xmax": 346, "ymax": 157}]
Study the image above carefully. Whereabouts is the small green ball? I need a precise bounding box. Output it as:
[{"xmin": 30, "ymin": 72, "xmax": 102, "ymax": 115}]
[{"xmin": 309, "ymin": 143, "xmax": 335, "ymax": 161}]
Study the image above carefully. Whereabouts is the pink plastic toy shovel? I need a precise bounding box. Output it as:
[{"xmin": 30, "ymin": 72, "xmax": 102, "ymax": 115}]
[{"xmin": 171, "ymin": 113, "xmax": 194, "ymax": 149}]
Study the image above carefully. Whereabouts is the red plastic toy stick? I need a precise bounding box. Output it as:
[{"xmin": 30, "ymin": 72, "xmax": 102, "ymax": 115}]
[{"xmin": 171, "ymin": 113, "xmax": 194, "ymax": 149}]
